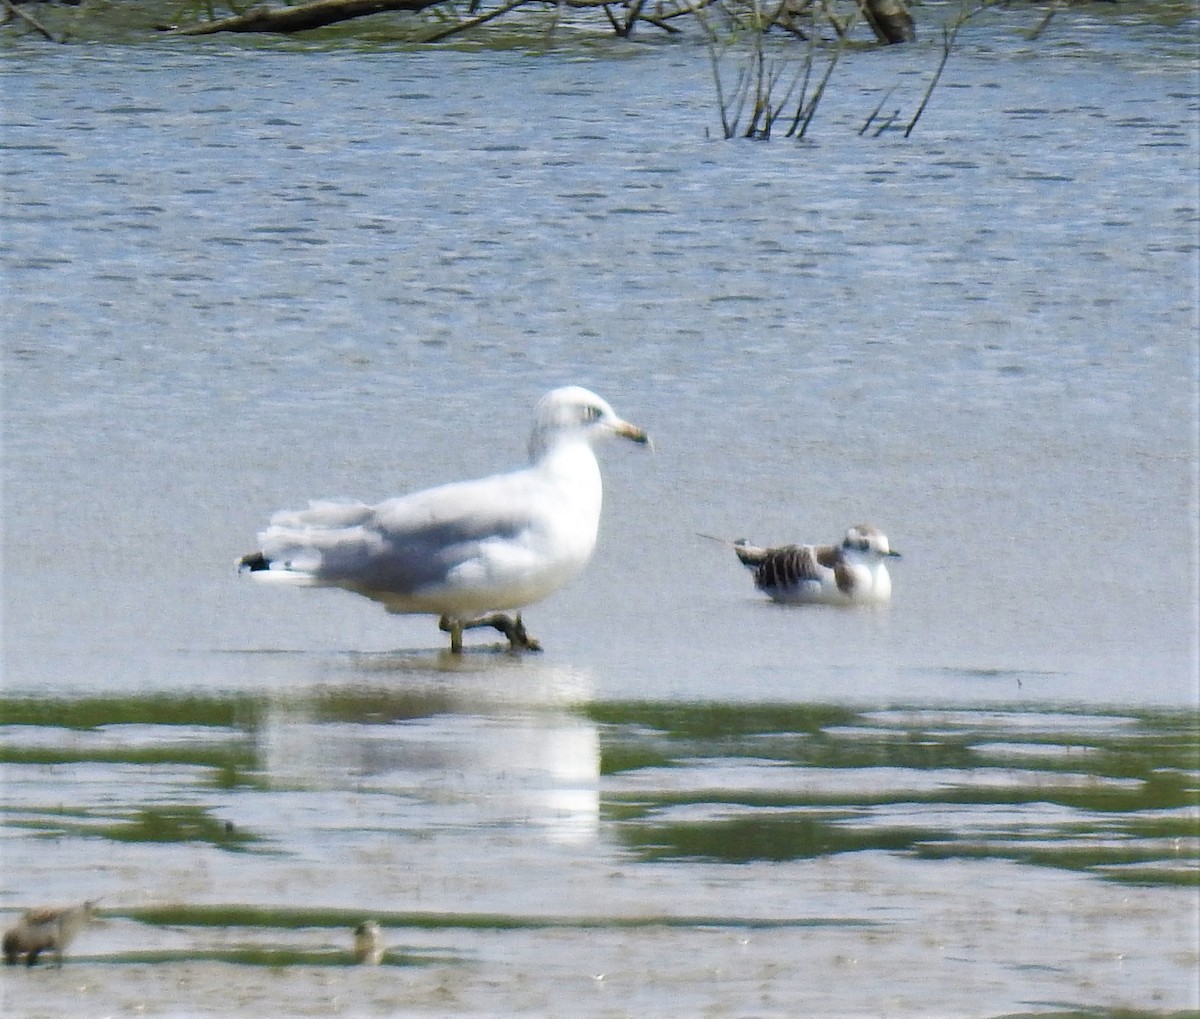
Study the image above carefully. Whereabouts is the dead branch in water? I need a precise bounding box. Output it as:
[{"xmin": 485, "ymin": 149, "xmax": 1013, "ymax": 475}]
[
  {"xmin": 700, "ymin": 0, "xmax": 861, "ymax": 141},
  {"xmin": 904, "ymin": 0, "xmax": 995, "ymax": 137},
  {"xmin": 785, "ymin": 22, "xmax": 845, "ymax": 140},
  {"xmin": 905, "ymin": 22, "xmax": 955, "ymax": 136},
  {"xmin": 857, "ymin": 0, "xmax": 913, "ymax": 44},
  {"xmin": 858, "ymin": 86, "xmax": 894, "ymax": 135},
  {"xmin": 602, "ymin": 0, "xmax": 647, "ymax": 36},
  {"xmin": 172, "ymin": 0, "xmax": 442, "ymax": 35},
  {"xmin": 2, "ymin": 0, "xmax": 61, "ymax": 41},
  {"xmin": 420, "ymin": 0, "xmax": 529, "ymax": 41},
  {"xmin": 168, "ymin": 0, "xmax": 723, "ymax": 36},
  {"xmin": 154, "ymin": 0, "xmax": 996, "ymax": 146},
  {"xmin": 1026, "ymin": 0, "xmax": 1057, "ymax": 41}
]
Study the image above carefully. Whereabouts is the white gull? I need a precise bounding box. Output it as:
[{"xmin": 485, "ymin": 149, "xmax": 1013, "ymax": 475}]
[
  {"xmin": 707, "ymin": 524, "xmax": 901, "ymax": 605},
  {"xmin": 239, "ymin": 386, "xmax": 650, "ymax": 652}
]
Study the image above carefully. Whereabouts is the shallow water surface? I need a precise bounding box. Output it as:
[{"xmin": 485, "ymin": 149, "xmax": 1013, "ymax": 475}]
[
  {"xmin": 1, "ymin": 677, "xmax": 1197, "ymax": 1015},
  {"xmin": 1, "ymin": 4, "xmax": 1198, "ymax": 1016}
]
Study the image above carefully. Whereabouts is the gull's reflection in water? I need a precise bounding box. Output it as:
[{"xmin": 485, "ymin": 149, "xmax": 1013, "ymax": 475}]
[{"xmin": 254, "ymin": 653, "xmax": 600, "ymax": 843}]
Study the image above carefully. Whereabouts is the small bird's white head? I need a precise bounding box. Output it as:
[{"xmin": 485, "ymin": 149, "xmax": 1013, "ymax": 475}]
[
  {"xmin": 529, "ymin": 386, "xmax": 650, "ymax": 459},
  {"xmin": 841, "ymin": 524, "xmax": 901, "ymax": 560}
]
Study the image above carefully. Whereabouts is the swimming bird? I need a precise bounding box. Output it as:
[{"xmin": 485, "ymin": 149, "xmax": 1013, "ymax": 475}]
[
  {"xmin": 238, "ymin": 386, "xmax": 650, "ymax": 653},
  {"xmin": 3, "ymin": 900, "xmax": 99, "ymax": 967},
  {"xmin": 709, "ymin": 524, "xmax": 900, "ymax": 604}
]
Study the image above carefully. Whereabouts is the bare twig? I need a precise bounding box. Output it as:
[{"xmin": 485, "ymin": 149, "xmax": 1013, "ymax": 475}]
[
  {"xmin": 741, "ymin": 0, "xmax": 808, "ymax": 138},
  {"xmin": 905, "ymin": 0, "xmax": 997, "ymax": 137},
  {"xmin": 768, "ymin": 52, "xmax": 811, "ymax": 129},
  {"xmin": 421, "ymin": 0, "xmax": 529, "ymax": 41},
  {"xmin": 1026, "ymin": 0, "xmax": 1057, "ymax": 41},
  {"xmin": 859, "ymin": 86, "xmax": 895, "ymax": 135},
  {"xmin": 785, "ymin": 0, "xmax": 854, "ymax": 139},
  {"xmin": 541, "ymin": 0, "xmax": 563, "ymax": 43},
  {"xmin": 783, "ymin": 31, "xmax": 818, "ymax": 135},
  {"xmin": 745, "ymin": 5, "xmax": 768, "ymax": 136},
  {"xmin": 638, "ymin": 11, "xmax": 682, "ymax": 32},
  {"xmin": 620, "ymin": 0, "xmax": 648, "ymax": 35},
  {"xmin": 2, "ymin": 0, "xmax": 61, "ymax": 41},
  {"xmin": 793, "ymin": 37, "xmax": 841, "ymax": 139},
  {"xmin": 904, "ymin": 24, "xmax": 953, "ymax": 136},
  {"xmin": 872, "ymin": 107, "xmax": 900, "ymax": 136},
  {"xmin": 698, "ymin": 5, "xmax": 751, "ymax": 138},
  {"xmin": 725, "ymin": 73, "xmax": 750, "ymax": 136}
]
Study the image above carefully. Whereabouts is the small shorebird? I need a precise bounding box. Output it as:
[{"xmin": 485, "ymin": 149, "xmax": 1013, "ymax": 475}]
[
  {"xmin": 3, "ymin": 900, "xmax": 99, "ymax": 967},
  {"xmin": 352, "ymin": 920, "xmax": 383, "ymax": 965},
  {"xmin": 238, "ymin": 386, "xmax": 650, "ymax": 653},
  {"xmin": 708, "ymin": 524, "xmax": 901, "ymax": 605}
]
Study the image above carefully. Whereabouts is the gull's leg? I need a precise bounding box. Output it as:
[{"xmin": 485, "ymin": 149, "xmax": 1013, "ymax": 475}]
[
  {"xmin": 455, "ymin": 613, "xmax": 543, "ymax": 652},
  {"xmin": 438, "ymin": 616, "xmax": 465, "ymax": 654}
]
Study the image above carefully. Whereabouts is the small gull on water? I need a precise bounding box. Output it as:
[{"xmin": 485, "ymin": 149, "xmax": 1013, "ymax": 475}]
[
  {"xmin": 705, "ymin": 524, "xmax": 901, "ymax": 605},
  {"xmin": 239, "ymin": 386, "xmax": 650, "ymax": 652}
]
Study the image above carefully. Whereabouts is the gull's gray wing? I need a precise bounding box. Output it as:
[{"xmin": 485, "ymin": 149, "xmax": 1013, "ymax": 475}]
[{"xmin": 259, "ymin": 469, "xmax": 539, "ymax": 596}]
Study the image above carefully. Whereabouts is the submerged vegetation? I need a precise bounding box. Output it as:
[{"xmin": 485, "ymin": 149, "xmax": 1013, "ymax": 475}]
[
  {"xmin": 2, "ymin": 690, "xmax": 1197, "ymax": 886},
  {"xmin": 593, "ymin": 700, "xmax": 1200, "ymax": 885}
]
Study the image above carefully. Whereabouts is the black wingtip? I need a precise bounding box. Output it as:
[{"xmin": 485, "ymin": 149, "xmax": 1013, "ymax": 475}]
[{"xmin": 237, "ymin": 551, "xmax": 269, "ymax": 573}]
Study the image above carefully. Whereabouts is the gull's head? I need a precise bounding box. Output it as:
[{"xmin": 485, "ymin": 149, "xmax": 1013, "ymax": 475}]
[
  {"xmin": 529, "ymin": 386, "xmax": 651, "ymax": 459},
  {"xmin": 842, "ymin": 524, "xmax": 900, "ymax": 560}
]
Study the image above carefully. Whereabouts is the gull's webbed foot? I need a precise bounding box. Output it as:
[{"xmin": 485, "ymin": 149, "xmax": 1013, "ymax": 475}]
[
  {"xmin": 444, "ymin": 613, "xmax": 542, "ymax": 652},
  {"xmin": 497, "ymin": 613, "xmax": 542, "ymax": 653}
]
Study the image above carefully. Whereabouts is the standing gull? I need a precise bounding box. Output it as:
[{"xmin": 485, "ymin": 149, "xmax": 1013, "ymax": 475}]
[
  {"xmin": 708, "ymin": 524, "xmax": 900, "ymax": 605},
  {"xmin": 239, "ymin": 386, "xmax": 650, "ymax": 652}
]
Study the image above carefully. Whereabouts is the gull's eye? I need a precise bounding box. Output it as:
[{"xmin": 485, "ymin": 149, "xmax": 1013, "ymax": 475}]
[{"xmin": 582, "ymin": 405, "xmax": 603, "ymax": 423}]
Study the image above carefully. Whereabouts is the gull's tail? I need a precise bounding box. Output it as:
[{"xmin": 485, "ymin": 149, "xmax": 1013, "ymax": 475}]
[
  {"xmin": 697, "ymin": 533, "xmax": 768, "ymax": 569},
  {"xmin": 237, "ymin": 499, "xmax": 375, "ymax": 585},
  {"xmin": 236, "ymin": 550, "xmax": 320, "ymax": 585}
]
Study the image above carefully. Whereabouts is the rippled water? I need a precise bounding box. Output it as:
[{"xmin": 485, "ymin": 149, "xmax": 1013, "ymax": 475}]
[{"xmin": 2, "ymin": 5, "xmax": 1198, "ymax": 1016}]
